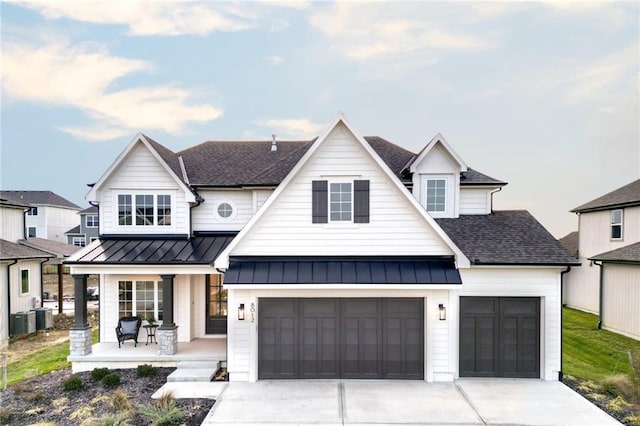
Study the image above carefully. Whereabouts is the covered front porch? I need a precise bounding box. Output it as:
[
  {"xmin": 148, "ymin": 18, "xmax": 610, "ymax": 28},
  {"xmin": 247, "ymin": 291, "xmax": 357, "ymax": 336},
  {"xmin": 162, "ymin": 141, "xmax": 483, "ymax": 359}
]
[{"xmin": 69, "ymin": 337, "xmax": 227, "ymax": 372}]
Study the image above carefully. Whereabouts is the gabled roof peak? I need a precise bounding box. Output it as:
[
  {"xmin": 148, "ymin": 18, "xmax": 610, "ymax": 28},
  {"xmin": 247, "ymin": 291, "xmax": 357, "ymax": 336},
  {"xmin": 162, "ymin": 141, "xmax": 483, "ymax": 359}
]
[{"xmin": 407, "ymin": 133, "xmax": 468, "ymax": 173}]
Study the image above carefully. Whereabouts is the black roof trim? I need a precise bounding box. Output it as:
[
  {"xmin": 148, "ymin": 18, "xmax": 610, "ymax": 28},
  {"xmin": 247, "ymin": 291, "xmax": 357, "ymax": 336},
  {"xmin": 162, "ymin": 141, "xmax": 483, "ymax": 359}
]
[{"xmin": 99, "ymin": 234, "xmax": 190, "ymax": 240}]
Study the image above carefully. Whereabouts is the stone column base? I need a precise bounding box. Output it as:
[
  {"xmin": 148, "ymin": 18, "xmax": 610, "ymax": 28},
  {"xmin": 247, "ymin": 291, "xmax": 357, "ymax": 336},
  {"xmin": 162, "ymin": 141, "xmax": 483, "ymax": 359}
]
[
  {"xmin": 157, "ymin": 326, "xmax": 178, "ymax": 355},
  {"xmin": 69, "ymin": 326, "xmax": 92, "ymax": 356}
]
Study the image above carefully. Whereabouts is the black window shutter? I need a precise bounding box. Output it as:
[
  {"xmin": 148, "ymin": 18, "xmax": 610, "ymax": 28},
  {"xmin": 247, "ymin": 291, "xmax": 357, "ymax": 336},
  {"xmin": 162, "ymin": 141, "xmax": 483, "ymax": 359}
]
[
  {"xmin": 312, "ymin": 180, "xmax": 328, "ymax": 223},
  {"xmin": 354, "ymin": 180, "xmax": 370, "ymax": 223}
]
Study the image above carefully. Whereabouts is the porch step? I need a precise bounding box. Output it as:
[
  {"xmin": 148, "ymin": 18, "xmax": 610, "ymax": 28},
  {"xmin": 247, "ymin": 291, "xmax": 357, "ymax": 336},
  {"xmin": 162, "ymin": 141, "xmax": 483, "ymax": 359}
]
[
  {"xmin": 177, "ymin": 360, "xmax": 220, "ymax": 369},
  {"xmin": 167, "ymin": 360, "xmax": 221, "ymax": 382}
]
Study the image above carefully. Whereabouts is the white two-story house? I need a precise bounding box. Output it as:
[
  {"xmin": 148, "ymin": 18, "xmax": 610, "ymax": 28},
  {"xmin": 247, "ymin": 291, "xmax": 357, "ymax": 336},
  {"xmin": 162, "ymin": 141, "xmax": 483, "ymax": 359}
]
[
  {"xmin": 564, "ymin": 179, "xmax": 640, "ymax": 339},
  {"xmin": 67, "ymin": 115, "xmax": 578, "ymax": 381}
]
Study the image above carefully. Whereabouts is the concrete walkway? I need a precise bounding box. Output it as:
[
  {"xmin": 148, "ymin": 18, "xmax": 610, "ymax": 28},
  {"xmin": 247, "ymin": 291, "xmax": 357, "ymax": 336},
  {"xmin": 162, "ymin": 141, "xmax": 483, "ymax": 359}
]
[{"xmin": 202, "ymin": 379, "xmax": 621, "ymax": 425}]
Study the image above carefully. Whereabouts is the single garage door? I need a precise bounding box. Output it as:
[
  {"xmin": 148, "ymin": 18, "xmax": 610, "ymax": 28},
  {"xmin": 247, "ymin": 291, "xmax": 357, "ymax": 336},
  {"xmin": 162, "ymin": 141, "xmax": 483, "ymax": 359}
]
[
  {"xmin": 259, "ymin": 298, "xmax": 423, "ymax": 379},
  {"xmin": 460, "ymin": 297, "xmax": 540, "ymax": 378}
]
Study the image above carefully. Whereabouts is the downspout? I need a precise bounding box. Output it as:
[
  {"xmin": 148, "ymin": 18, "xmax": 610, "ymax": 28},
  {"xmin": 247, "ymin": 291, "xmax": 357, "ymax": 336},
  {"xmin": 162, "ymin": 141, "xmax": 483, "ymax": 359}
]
[
  {"xmin": 489, "ymin": 187, "xmax": 502, "ymax": 213},
  {"xmin": 39, "ymin": 258, "xmax": 49, "ymax": 308},
  {"xmin": 559, "ymin": 266, "xmax": 572, "ymax": 381},
  {"xmin": 22, "ymin": 210, "xmax": 28, "ymax": 239},
  {"xmin": 6, "ymin": 260, "xmax": 18, "ymax": 337},
  {"xmin": 594, "ymin": 260, "xmax": 604, "ymax": 329},
  {"xmin": 189, "ymin": 194, "xmax": 203, "ymax": 238}
]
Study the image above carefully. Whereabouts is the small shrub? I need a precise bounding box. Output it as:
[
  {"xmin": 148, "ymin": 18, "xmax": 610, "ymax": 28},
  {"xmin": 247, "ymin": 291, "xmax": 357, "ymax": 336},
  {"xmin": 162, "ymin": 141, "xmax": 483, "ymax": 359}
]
[
  {"xmin": 101, "ymin": 372, "xmax": 121, "ymax": 388},
  {"xmin": 606, "ymin": 395, "xmax": 632, "ymax": 413},
  {"xmin": 25, "ymin": 389, "xmax": 46, "ymax": 402},
  {"xmin": 137, "ymin": 363, "xmax": 157, "ymax": 377},
  {"xmin": 585, "ymin": 392, "xmax": 607, "ymax": 402},
  {"xmin": 0, "ymin": 407, "xmax": 13, "ymax": 424},
  {"xmin": 69, "ymin": 405, "xmax": 93, "ymax": 420},
  {"xmin": 138, "ymin": 400, "xmax": 184, "ymax": 426},
  {"xmin": 112, "ymin": 390, "xmax": 133, "ymax": 412},
  {"xmin": 88, "ymin": 413, "xmax": 133, "ymax": 426},
  {"xmin": 63, "ymin": 375, "xmax": 83, "ymax": 391},
  {"xmin": 602, "ymin": 374, "xmax": 636, "ymax": 401},
  {"xmin": 622, "ymin": 415, "xmax": 640, "ymax": 426},
  {"xmin": 91, "ymin": 367, "xmax": 111, "ymax": 381}
]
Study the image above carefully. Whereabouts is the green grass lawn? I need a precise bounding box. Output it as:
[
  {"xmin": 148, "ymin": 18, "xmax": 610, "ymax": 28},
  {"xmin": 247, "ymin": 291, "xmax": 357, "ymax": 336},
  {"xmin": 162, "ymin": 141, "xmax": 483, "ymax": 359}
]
[
  {"xmin": 563, "ymin": 307, "xmax": 640, "ymax": 382},
  {"xmin": 2, "ymin": 329, "xmax": 99, "ymax": 388}
]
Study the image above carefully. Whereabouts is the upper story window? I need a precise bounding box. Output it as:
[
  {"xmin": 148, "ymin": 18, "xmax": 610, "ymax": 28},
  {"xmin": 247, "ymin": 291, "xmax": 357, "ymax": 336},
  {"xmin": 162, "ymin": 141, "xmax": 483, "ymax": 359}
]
[
  {"xmin": 27, "ymin": 207, "xmax": 38, "ymax": 216},
  {"xmin": 312, "ymin": 180, "xmax": 369, "ymax": 224},
  {"xmin": 72, "ymin": 236, "xmax": 86, "ymax": 247},
  {"xmin": 425, "ymin": 179, "xmax": 446, "ymax": 213},
  {"xmin": 217, "ymin": 202, "xmax": 234, "ymax": 219},
  {"xmin": 118, "ymin": 194, "xmax": 172, "ymax": 227},
  {"xmin": 86, "ymin": 215, "xmax": 99, "ymax": 228},
  {"xmin": 21, "ymin": 269, "xmax": 30, "ymax": 294},
  {"xmin": 611, "ymin": 209, "xmax": 623, "ymax": 240},
  {"xmin": 330, "ymin": 182, "xmax": 352, "ymax": 222}
]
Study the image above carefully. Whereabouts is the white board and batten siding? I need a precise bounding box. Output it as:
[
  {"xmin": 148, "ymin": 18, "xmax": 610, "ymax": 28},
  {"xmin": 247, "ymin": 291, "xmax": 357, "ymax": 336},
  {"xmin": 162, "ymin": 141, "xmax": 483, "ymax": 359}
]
[
  {"xmin": 459, "ymin": 188, "xmax": 492, "ymax": 215},
  {"xmin": 192, "ymin": 189, "xmax": 274, "ymax": 232},
  {"xmin": 563, "ymin": 260, "xmax": 600, "ymax": 313},
  {"xmin": 232, "ymin": 124, "xmax": 454, "ymax": 257},
  {"xmin": 0, "ymin": 205, "xmax": 25, "ymax": 242},
  {"xmin": 602, "ymin": 264, "xmax": 640, "ymax": 340},
  {"xmin": 453, "ymin": 267, "xmax": 563, "ymax": 381},
  {"xmin": 98, "ymin": 142, "xmax": 190, "ymax": 235},
  {"xmin": 578, "ymin": 206, "xmax": 640, "ymax": 258}
]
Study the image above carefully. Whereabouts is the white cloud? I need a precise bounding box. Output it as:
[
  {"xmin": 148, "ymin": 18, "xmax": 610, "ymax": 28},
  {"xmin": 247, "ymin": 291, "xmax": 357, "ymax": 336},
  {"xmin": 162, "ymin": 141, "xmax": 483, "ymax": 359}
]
[
  {"xmin": 2, "ymin": 40, "xmax": 223, "ymax": 140},
  {"xmin": 309, "ymin": 2, "xmax": 492, "ymax": 63},
  {"xmin": 255, "ymin": 118, "xmax": 323, "ymax": 137},
  {"xmin": 14, "ymin": 1, "xmax": 255, "ymax": 36},
  {"xmin": 266, "ymin": 55, "xmax": 284, "ymax": 65}
]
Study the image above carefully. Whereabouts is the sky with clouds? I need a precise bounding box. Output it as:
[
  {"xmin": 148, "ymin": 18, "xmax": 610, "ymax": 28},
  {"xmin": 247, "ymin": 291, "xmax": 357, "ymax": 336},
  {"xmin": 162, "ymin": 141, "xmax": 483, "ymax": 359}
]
[{"xmin": 1, "ymin": 1, "xmax": 638, "ymax": 238}]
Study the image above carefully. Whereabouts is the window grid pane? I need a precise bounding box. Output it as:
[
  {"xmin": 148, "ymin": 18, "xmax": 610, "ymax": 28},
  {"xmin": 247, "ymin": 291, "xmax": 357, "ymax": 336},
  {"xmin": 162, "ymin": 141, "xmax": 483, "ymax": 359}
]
[
  {"xmin": 135, "ymin": 195, "xmax": 154, "ymax": 226},
  {"xmin": 157, "ymin": 195, "xmax": 171, "ymax": 226},
  {"xmin": 136, "ymin": 281, "xmax": 155, "ymax": 320},
  {"xmin": 118, "ymin": 281, "xmax": 133, "ymax": 318},
  {"xmin": 86, "ymin": 215, "xmax": 99, "ymax": 227},
  {"xmin": 118, "ymin": 195, "xmax": 132, "ymax": 225},
  {"xmin": 21, "ymin": 270, "xmax": 29, "ymax": 293},
  {"xmin": 426, "ymin": 179, "xmax": 446, "ymax": 212},
  {"xmin": 611, "ymin": 210, "xmax": 623, "ymax": 239},
  {"xmin": 330, "ymin": 183, "xmax": 352, "ymax": 221}
]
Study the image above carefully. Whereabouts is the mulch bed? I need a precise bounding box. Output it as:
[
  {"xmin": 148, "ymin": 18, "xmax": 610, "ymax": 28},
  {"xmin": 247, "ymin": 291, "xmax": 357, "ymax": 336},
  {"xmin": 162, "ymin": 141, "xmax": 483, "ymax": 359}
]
[{"xmin": 0, "ymin": 367, "xmax": 214, "ymax": 425}]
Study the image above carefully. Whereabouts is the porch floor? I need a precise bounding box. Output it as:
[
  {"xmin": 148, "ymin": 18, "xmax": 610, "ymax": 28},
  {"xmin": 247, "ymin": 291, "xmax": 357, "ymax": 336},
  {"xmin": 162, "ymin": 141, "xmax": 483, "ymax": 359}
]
[{"xmin": 69, "ymin": 338, "xmax": 226, "ymax": 372}]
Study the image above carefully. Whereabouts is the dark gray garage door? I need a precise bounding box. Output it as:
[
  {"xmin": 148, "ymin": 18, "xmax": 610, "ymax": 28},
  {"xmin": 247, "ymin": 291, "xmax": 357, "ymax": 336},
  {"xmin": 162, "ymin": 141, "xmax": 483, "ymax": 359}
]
[
  {"xmin": 460, "ymin": 297, "xmax": 540, "ymax": 378},
  {"xmin": 259, "ymin": 298, "xmax": 423, "ymax": 379}
]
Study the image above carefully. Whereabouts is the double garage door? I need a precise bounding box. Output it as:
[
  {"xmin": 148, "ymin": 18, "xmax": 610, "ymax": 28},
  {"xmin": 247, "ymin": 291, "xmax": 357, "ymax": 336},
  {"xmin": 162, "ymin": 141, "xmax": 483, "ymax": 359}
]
[
  {"xmin": 460, "ymin": 297, "xmax": 540, "ymax": 378},
  {"xmin": 259, "ymin": 298, "xmax": 424, "ymax": 379}
]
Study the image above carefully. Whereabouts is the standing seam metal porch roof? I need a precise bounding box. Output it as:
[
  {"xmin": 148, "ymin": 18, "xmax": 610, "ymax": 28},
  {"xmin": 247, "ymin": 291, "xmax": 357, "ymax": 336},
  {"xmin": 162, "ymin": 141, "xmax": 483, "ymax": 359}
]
[
  {"xmin": 65, "ymin": 234, "xmax": 237, "ymax": 264},
  {"xmin": 223, "ymin": 256, "xmax": 462, "ymax": 285}
]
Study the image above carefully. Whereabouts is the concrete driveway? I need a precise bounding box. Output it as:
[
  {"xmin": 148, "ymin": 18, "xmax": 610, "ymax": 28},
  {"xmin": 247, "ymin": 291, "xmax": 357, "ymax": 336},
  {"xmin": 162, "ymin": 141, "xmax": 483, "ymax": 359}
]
[{"xmin": 202, "ymin": 379, "xmax": 620, "ymax": 425}]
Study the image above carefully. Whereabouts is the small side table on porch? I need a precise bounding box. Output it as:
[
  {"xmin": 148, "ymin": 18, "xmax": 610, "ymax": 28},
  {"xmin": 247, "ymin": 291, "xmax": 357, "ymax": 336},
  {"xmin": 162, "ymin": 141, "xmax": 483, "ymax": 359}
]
[{"xmin": 143, "ymin": 324, "xmax": 159, "ymax": 345}]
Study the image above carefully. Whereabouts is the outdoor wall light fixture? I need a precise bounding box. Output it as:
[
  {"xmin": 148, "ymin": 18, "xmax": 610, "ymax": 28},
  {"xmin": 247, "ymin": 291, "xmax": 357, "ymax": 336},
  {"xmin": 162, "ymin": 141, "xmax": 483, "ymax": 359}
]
[
  {"xmin": 238, "ymin": 303, "xmax": 245, "ymax": 321},
  {"xmin": 438, "ymin": 304, "xmax": 446, "ymax": 321}
]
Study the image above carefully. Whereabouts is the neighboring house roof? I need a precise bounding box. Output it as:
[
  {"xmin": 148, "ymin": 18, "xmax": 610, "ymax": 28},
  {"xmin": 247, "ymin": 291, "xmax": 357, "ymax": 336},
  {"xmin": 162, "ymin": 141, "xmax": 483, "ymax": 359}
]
[
  {"xmin": 65, "ymin": 225, "xmax": 81, "ymax": 235},
  {"xmin": 19, "ymin": 238, "xmax": 80, "ymax": 258},
  {"xmin": 223, "ymin": 256, "xmax": 462, "ymax": 285},
  {"xmin": 66, "ymin": 234, "xmax": 237, "ymax": 264},
  {"xmin": 436, "ymin": 211, "xmax": 580, "ymax": 265},
  {"xmin": 0, "ymin": 190, "xmax": 80, "ymax": 209},
  {"xmin": 558, "ymin": 231, "xmax": 579, "ymax": 259},
  {"xmin": 0, "ymin": 198, "xmax": 30, "ymax": 209},
  {"xmin": 0, "ymin": 239, "xmax": 52, "ymax": 260},
  {"xmin": 571, "ymin": 179, "xmax": 640, "ymax": 213},
  {"xmin": 589, "ymin": 242, "xmax": 640, "ymax": 264},
  {"xmin": 79, "ymin": 206, "xmax": 98, "ymax": 214}
]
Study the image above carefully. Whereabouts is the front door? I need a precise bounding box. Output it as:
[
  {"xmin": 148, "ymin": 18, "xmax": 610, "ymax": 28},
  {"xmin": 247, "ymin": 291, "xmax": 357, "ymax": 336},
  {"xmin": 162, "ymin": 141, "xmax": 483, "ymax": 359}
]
[{"xmin": 205, "ymin": 274, "xmax": 227, "ymax": 334}]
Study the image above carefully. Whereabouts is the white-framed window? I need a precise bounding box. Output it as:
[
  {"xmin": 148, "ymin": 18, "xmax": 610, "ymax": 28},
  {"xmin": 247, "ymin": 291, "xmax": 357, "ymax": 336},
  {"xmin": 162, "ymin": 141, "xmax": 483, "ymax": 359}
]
[
  {"xmin": 611, "ymin": 209, "xmax": 623, "ymax": 240},
  {"xmin": 118, "ymin": 194, "xmax": 172, "ymax": 227},
  {"xmin": 20, "ymin": 269, "xmax": 30, "ymax": 294},
  {"xmin": 27, "ymin": 207, "xmax": 38, "ymax": 216},
  {"xmin": 329, "ymin": 182, "xmax": 352, "ymax": 222},
  {"xmin": 72, "ymin": 236, "xmax": 86, "ymax": 247},
  {"xmin": 425, "ymin": 179, "xmax": 446, "ymax": 213},
  {"xmin": 118, "ymin": 280, "xmax": 163, "ymax": 320},
  {"xmin": 27, "ymin": 227, "xmax": 36, "ymax": 238},
  {"xmin": 215, "ymin": 200, "xmax": 237, "ymax": 221},
  {"xmin": 86, "ymin": 215, "xmax": 99, "ymax": 227}
]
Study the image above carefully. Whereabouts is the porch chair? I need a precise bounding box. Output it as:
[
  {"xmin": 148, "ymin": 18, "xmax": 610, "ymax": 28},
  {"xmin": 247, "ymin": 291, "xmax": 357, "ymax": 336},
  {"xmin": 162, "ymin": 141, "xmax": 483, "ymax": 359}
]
[{"xmin": 115, "ymin": 316, "xmax": 142, "ymax": 348}]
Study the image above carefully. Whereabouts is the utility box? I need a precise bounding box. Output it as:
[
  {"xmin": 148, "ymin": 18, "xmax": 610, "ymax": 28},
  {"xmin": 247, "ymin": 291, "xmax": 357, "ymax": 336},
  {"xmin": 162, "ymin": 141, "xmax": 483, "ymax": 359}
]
[
  {"xmin": 31, "ymin": 308, "xmax": 53, "ymax": 330},
  {"xmin": 10, "ymin": 311, "xmax": 36, "ymax": 336}
]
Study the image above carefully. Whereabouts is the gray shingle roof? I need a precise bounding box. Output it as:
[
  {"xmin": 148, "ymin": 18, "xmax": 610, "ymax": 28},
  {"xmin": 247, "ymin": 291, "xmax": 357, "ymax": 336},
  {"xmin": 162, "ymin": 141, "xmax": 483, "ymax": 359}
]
[
  {"xmin": 143, "ymin": 134, "xmax": 186, "ymax": 183},
  {"xmin": 572, "ymin": 179, "xmax": 640, "ymax": 213},
  {"xmin": 590, "ymin": 242, "xmax": 640, "ymax": 263},
  {"xmin": 19, "ymin": 238, "xmax": 80, "ymax": 258},
  {"xmin": 79, "ymin": 205, "xmax": 98, "ymax": 214},
  {"xmin": 0, "ymin": 239, "xmax": 52, "ymax": 260},
  {"xmin": 460, "ymin": 168, "xmax": 507, "ymax": 186},
  {"xmin": 436, "ymin": 211, "xmax": 580, "ymax": 265},
  {"xmin": 65, "ymin": 225, "xmax": 81, "ymax": 234},
  {"xmin": 0, "ymin": 191, "xmax": 80, "ymax": 209},
  {"xmin": 558, "ymin": 231, "xmax": 579, "ymax": 259}
]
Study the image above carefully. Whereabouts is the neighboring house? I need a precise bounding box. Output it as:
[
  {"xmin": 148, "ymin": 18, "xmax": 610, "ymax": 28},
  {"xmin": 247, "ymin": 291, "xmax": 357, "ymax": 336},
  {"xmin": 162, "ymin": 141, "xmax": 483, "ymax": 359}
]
[
  {"xmin": 65, "ymin": 206, "xmax": 100, "ymax": 247},
  {"xmin": 66, "ymin": 115, "xmax": 578, "ymax": 381},
  {"xmin": 564, "ymin": 179, "xmax": 640, "ymax": 339},
  {"xmin": 0, "ymin": 199, "xmax": 52, "ymax": 349},
  {"xmin": 558, "ymin": 231, "xmax": 578, "ymax": 259},
  {"xmin": 0, "ymin": 191, "xmax": 81, "ymax": 243}
]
